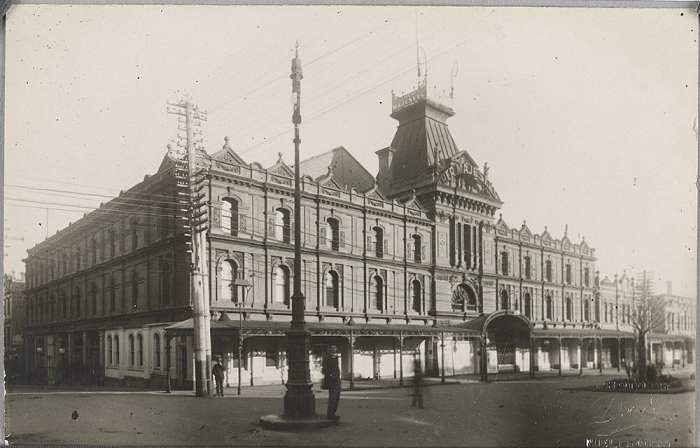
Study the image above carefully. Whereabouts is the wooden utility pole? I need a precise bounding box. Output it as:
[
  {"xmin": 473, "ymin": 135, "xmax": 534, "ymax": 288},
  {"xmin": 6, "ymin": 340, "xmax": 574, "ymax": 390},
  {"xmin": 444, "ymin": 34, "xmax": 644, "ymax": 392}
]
[{"xmin": 167, "ymin": 98, "xmax": 211, "ymax": 397}]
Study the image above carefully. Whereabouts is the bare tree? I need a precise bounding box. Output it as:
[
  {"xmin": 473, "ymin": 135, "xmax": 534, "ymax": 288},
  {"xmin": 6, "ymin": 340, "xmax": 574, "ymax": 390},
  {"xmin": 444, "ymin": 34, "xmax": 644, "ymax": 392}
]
[{"xmin": 631, "ymin": 271, "xmax": 666, "ymax": 381}]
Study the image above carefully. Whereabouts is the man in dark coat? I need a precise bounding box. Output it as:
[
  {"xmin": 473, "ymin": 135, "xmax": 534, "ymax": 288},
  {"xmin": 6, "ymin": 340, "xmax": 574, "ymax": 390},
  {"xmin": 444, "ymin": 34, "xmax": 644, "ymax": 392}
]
[
  {"xmin": 322, "ymin": 345, "xmax": 341, "ymax": 420},
  {"xmin": 411, "ymin": 358, "xmax": 424, "ymax": 409},
  {"xmin": 212, "ymin": 356, "xmax": 225, "ymax": 397}
]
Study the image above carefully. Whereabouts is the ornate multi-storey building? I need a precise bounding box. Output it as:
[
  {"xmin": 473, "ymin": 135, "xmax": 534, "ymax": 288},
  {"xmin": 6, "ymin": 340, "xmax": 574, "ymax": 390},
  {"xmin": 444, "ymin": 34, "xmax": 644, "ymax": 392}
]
[{"xmin": 25, "ymin": 79, "xmax": 639, "ymax": 388}]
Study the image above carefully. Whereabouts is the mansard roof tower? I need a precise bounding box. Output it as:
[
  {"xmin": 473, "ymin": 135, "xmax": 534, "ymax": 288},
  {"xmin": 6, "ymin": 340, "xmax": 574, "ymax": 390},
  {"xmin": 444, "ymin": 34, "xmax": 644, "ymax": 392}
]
[{"xmin": 376, "ymin": 77, "xmax": 502, "ymax": 223}]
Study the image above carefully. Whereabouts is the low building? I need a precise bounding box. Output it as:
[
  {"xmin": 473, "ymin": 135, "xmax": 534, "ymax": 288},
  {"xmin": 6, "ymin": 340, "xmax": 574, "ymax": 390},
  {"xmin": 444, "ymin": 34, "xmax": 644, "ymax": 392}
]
[
  {"xmin": 4, "ymin": 274, "xmax": 27, "ymax": 383},
  {"xmin": 649, "ymin": 288, "xmax": 695, "ymax": 369}
]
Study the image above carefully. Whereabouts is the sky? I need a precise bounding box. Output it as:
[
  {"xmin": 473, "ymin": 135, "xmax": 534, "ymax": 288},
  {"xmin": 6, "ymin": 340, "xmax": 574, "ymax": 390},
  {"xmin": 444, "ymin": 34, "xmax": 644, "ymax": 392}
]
[{"xmin": 4, "ymin": 5, "xmax": 698, "ymax": 296}]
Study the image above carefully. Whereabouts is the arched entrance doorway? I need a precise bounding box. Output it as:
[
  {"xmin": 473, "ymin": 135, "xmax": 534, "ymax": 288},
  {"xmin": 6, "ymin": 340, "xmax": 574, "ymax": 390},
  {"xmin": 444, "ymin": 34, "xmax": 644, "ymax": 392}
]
[{"xmin": 482, "ymin": 311, "xmax": 532, "ymax": 376}]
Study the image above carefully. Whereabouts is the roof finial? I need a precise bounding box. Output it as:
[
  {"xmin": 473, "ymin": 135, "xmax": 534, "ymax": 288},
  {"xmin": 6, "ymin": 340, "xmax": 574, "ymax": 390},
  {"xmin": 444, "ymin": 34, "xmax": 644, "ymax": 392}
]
[
  {"xmin": 277, "ymin": 152, "xmax": 283, "ymax": 163},
  {"xmin": 450, "ymin": 60, "xmax": 459, "ymax": 100},
  {"xmin": 483, "ymin": 162, "xmax": 489, "ymax": 179},
  {"xmin": 564, "ymin": 223, "xmax": 568, "ymax": 236},
  {"xmin": 415, "ymin": 10, "xmax": 421, "ymax": 81}
]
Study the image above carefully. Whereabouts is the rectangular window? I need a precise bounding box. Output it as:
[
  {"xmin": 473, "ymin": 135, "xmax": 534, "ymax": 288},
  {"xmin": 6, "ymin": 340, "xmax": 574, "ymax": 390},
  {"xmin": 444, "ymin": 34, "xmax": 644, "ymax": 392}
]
[{"xmin": 524, "ymin": 256, "xmax": 531, "ymax": 279}]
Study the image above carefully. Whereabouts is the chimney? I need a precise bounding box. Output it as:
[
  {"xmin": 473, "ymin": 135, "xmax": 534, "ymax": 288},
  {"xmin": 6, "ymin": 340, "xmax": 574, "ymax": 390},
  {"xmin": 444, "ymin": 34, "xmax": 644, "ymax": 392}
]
[{"xmin": 666, "ymin": 281, "xmax": 672, "ymax": 296}]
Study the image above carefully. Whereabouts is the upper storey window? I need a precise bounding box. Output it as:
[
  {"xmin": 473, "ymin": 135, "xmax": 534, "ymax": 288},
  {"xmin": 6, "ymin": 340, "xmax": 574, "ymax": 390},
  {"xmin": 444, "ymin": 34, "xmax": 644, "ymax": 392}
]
[
  {"xmin": 412, "ymin": 234, "xmax": 422, "ymax": 263},
  {"xmin": 274, "ymin": 208, "xmax": 291, "ymax": 243},
  {"xmin": 583, "ymin": 268, "xmax": 590, "ymax": 287},
  {"xmin": 523, "ymin": 256, "xmax": 532, "ymax": 279},
  {"xmin": 372, "ymin": 226, "xmax": 384, "ymax": 258},
  {"xmin": 222, "ymin": 198, "xmax": 239, "ymax": 236},
  {"xmin": 565, "ymin": 263, "xmax": 572, "ymax": 285},
  {"xmin": 325, "ymin": 218, "xmax": 340, "ymax": 251},
  {"xmin": 500, "ymin": 251, "xmax": 509, "ymax": 276},
  {"xmin": 545, "ymin": 260, "xmax": 553, "ymax": 282}
]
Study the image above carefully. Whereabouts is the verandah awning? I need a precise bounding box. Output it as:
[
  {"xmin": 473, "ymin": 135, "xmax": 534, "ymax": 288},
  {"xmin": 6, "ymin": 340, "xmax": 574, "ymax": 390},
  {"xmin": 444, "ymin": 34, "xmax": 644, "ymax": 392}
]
[{"xmin": 165, "ymin": 318, "xmax": 481, "ymax": 338}]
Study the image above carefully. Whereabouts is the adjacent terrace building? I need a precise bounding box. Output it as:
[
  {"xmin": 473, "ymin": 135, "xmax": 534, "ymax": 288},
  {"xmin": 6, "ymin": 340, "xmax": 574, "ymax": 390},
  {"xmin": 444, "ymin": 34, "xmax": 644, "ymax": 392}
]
[{"xmin": 24, "ymin": 80, "xmax": 625, "ymax": 388}]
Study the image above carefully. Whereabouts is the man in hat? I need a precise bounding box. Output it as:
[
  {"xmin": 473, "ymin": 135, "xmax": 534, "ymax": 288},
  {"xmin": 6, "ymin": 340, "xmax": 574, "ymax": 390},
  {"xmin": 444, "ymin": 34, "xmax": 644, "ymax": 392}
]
[
  {"xmin": 212, "ymin": 356, "xmax": 225, "ymax": 397},
  {"xmin": 322, "ymin": 345, "xmax": 341, "ymax": 421}
]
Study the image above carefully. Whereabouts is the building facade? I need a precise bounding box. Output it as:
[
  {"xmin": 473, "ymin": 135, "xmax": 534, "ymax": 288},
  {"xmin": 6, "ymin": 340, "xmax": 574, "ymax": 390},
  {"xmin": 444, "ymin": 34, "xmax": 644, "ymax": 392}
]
[
  {"xmin": 25, "ymin": 80, "xmax": 645, "ymax": 388},
  {"xmin": 4, "ymin": 274, "xmax": 26, "ymax": 383},
  {"xmin": 649, "ymin": 291, "xmax": 695, "ymax": 369}
]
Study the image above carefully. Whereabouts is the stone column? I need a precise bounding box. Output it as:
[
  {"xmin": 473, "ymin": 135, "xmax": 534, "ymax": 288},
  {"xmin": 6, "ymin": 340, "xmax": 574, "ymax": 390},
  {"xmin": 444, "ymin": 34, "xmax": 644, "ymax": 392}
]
[
  {"xmin": 67, "ymin": 333, "xmax": 73, "ymax": 385},
  {"xmin": 82, "ymin": 331, "xmax": 88, "ymax": 384},
  {"xmin": 99, "ymin": 330, "xmax": 105, "ymax": 386},
  {"xmin": 349, "ymin": 331, "xmax": 355, "ymax": 390},
  {"xmin": 598, "ymin": 338, "xmax": 603, "ymax": 373},
  {"xmin": 529, "ymin": 337, "xmax": 535, "ymax": 378},
  {"xmin": 165, "ymin": 335, "xmax": 172, "ymax": 393},
  {"xmin": 616, "ymin": 338, "xmax": 621, "ymax": 373},
  {"xmin": 557, "ymin": 337, "xmax": 563, "ymax": 376},
  {"xmin": 398, "ymin": 332, "xmax": 403, "ymax": 386},
  {"xmin": 578, "ymin": 338, "xmax": 583, "ymax": 376}
]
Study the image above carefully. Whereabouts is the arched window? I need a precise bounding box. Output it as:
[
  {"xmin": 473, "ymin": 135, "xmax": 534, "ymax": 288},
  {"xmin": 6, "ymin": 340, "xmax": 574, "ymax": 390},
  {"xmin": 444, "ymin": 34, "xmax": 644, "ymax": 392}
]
[
  {"xmin": 219, "ymin": 260, "xmax": 238, "ymax": 302},
  {"xmin": 584, "ymin": 299, "xmax": 590, "ymax": 321},
  {"xmin": 137, "ymin": 334, "xmax": 144, "ymax": 367},
  {"xmin": 545, "ymin": 260, "xmax": 553, "ymax": 282},
  {"xmin": 160, "ymin": 261, "xmax": 171, "ymax": 304},
  {"xmin": 524, "ymin": 256, "xmax": 532, "ymax": 279},
  {"xmin": 545, "ymin": 295, "xmax": 553, "ymax": 320},
  {"xmin": 131, "ymin": 220, "xmax": 139, "ymax": 251},
  {"xmin": 131, "ymin": 272, "xmax": 139, "ymax": 310},
  {"xmin": 275, "ymin": 208, "xmax": 291, "ymax": 243},
  {"xmin": 109, "ymin": 276, "xmax": 116, "ymax": 312},
  {"xmin": 372, "ymin": 226, "xmax": 384, "ymax": 258},
  {"xmin": 412, "ymin": 234, "xmax": 422, "ymax": 263},
  {"xmin": 274, "ymin": 265, "xmax": 290, "ymax": 305},
  {"xmin": 91, "ymin": 283, "xmax": 97, "ymax": 316},
  {"xmin": 565, "ymin": 264, "xmax": 572, "ymax": 285},
  {"xmin": 370, "ymin": 275, "xmax": 383, "ymax": 311},
  {"xmin": 324, "ymin": 270, "xmax": 339, "ymax": 309},
  {"xmin": 524, "ymin": 293, "xmax": 532, "ymax": 318},
  {"xmin": 62, "ymin": 292, "xmax": 68, "ymax": 319},
  {"xmin": 91, "ymin": 237, "xmax": 97, "ymax": 265},
  {"xmin": 500, "ymin": 251, "xmax": 509, "ymax": 276},
  {"xmin": 108, "ymin": 229, "xmax": 116, "ymax": 258},
  {"xmin": 129, "ymin": 334, "xmax": 135, "ymax": 366},
  {"xmin": 154, "ymin": 334, "xmax": 161, "ymax": 369},
  {"xmin": 411, "ymin": 279, "xmax": 422, "ymax": 313},
  {"xmin": 451, "ymin": 284, "xmax": 476, "ymax": 311},
  {"xmin": 222, "ymin": 198, "xmax": 239, "ymax": 236},
  {"xmin": 565, "ymin": 296, "xmax": 573, "ymax": 321},
  {"xmin": 75, "ymin": 288, "xmax": 81, "ymax": 317},
  {"xmin": 500, "ymin": 289, "xmax": 509, "ymax": 310},
  {"xmin": 107, "ymin": 336, "xmax": 113, "ymax": 366},
  {"xmin": 114, "ymin": 335, "xmax": 120, "ymax": 365}
]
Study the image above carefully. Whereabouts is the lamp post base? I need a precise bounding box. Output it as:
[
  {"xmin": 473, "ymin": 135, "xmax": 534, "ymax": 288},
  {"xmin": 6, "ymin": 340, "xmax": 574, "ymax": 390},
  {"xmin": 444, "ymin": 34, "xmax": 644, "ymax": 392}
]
[{"xmin": 259, "ymin": 414, "xmax": 338, "ymax": 431}]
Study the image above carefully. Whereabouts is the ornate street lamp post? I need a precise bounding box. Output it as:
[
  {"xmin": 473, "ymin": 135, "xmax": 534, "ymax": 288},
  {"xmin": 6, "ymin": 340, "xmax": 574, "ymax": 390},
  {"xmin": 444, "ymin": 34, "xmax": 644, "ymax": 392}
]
[
  {"xmin": 233, "ymin": 277, "xmax": 252, "ymax": 396},
  {"xmin": 282, "ymin": 41, "xmax": 316, "ymax": 419}
]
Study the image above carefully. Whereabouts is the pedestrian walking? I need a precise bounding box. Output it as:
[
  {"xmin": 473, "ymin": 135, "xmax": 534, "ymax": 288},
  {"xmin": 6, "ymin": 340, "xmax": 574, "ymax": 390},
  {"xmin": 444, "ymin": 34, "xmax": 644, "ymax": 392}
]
[
  {"xmin": 411, "ymin": 358, "xmax": 424, "ymax": 409},
  {"xmin": 212, "ymin": 356, "xmax": 225, "ymax": 397},
  {"xmin": 322, "ymin": 345, "xmax": 341, "ymax": 421}
]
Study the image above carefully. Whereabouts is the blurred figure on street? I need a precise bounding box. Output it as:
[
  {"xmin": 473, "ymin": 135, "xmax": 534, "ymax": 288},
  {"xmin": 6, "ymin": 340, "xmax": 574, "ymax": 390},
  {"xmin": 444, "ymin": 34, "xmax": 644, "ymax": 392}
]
[
  {"xmin": 322, "ymin": 345, "xmax": 341, "ymax": 421},
  {"xmin": 411, "ymin": 358, "xmax": 424, "ymax": 409},
  {"xmin": 212, "ymin": 356, "xmax": 225, "ymax": 397}
]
